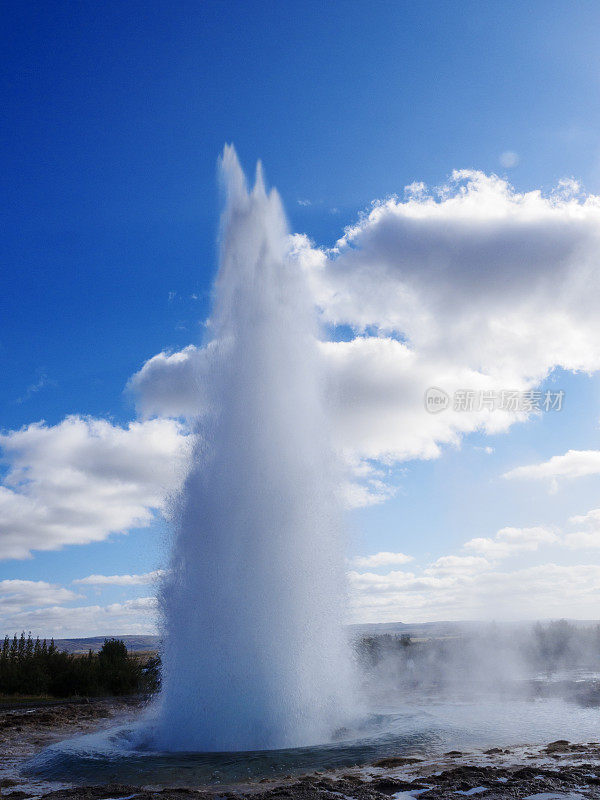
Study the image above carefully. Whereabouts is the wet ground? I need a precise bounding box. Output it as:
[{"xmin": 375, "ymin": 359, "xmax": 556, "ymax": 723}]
[
  {"xmin": 0, "ymin": 698, "xmax": 142, "ymax": 798},
  {"xmin": 2, "ymin": 700, "xmax": 600, "ymax": 800}
]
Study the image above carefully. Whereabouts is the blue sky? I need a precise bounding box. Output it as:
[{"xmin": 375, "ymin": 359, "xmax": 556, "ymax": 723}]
[{"xmin": 3, "ymin": 1, "xmax": 600, "ymax": 635}]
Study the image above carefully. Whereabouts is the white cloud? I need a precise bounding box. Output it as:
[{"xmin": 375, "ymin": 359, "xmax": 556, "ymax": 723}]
[
  {"xmin": 0, "ymin": 580, "xmax": 79, "ymax": 613},
  {"xmin": 460, "ymin": 509, "xmax": 600, "ymax": 555},
  {"xmin": 73, "ymin": 570, "xmax": 165, "ymax": 587},
  {"xmin": 0, "ymin": 416, "xmax": 190, "ymax": 559},
  {"xmin": 0, "ymin": 579, "xmax": 157, "ymax": 637},
  {"xmin": 126, "ymin": 345, "xmax": 213, "ymax": 420},
  {"xmin": 293, "ymin": 173, "xmax": 600, "ymax": 472},
  {"xmin": 350, "ymin": 552, "xmax": 413, "ymax": 569},
  {"xmin": 424, "ymin": 555, "xmax": 491, "ymax": 575},
  {"xmin": 503, "ymin": 449, "xmax": 600, "ymax": 487},
  {"xmin": 564, "ymin": 507, "xmax": 600, "ymax": 549},
  {"xmin": 0, "ymin": 597, "xmax": 158, "ymax": 638},
  {"xmin": 295, "ymin": 171, "xmax": 600, "ymax": 376},
  {"xmin": 342, "ymin": 480, "xmax": 392, "ymax": 508},
  {"xmin": 321, "ymin": 336, "xmax": 523, "ymax": 465},
  {"xmin": 348, "ymin": 561, "xmax": 600, "ymax": 623},
  {"xmin": 464, "ymin": 526, "xmax": 559, "ymax": 559},
  {"xmin": 128, "ymin": 335, "xmax": 527, "ymax": 501},
  {"xmin": 564, "ymin": 531, "xmax": 600, "ymax": 549},
  {"xmin": 340, "ymin": 456, "xmax": 398, "ymax": 508},
  {"xmin": 347, "ymin": 523, "xmax": 600, "ymax": 623},
  {"xmin": 128, "ymin": 172, "xmax": 600, "ymax": 504},
  {"xmin": 570, "ymin": 507, "xmax": 600, "ymax": 526}
]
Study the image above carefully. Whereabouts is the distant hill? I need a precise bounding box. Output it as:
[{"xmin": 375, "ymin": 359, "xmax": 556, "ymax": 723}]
[
  {"xmin": 55, "ymin": 627, "xmax": 452, "ymax": 652},
  {"xmin": 348, "ymin": 621, "xmax": 471, "ymax": 639},
  {"xmin": 28, "ymin": 618, "xmax": 600, "ymax": 653},
  {"xmin": 52, "ymin": 635, "xmax": 160, "ymax": 653},
  {"xmin": 349, "ymin": 619, "xmax": 600, "ymax": 640}
]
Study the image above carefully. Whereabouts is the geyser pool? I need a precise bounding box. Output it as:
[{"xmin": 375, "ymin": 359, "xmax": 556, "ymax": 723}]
[
  {"xmin": 24, "ymin": 692, "xmax": 600, "ymax": 787},
  {"xmin": 154, "ymin": 146, "xmax": 354, "ymax": 752}
]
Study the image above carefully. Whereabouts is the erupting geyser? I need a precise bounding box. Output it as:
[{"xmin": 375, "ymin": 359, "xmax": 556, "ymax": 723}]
[{"xmin": 155, "ymin": 146, "xmax": 354, "ymax": 752}]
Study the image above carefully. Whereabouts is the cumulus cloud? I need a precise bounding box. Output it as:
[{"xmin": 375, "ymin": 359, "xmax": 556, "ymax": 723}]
[
  {"xmin": 0, "ymin": 416, "xmax": 190, "ymax": 559},
  {"xmin": 294, "ymin": 173, "xmax": 600, "ymax": 467},
  {"xmin": 464, "ymin": 526, "xmax": 559, "ymax": 559},
  {"xmin": 296, "ymin": 171, "xmax": 600, "ymax": 372},
  {"xmin": 503, "ymin": 449, "xmax": 600, "ymax": 487},
  {"xmin": 128, "ymin": 172, "xmax": 600, "ymax": 503},
  {"xmin": 126, "ymin": 345, "xmax": 213, "ymax": 420},
  {"xmin": 73, "ymin": 570, "xmax": 165, "ymax": 587},
  {"xmin": 350, "ymin": 552, "xmax": 413, "ymax": 569}
]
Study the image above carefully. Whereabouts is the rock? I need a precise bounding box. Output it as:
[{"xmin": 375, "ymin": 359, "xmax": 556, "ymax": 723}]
[
  {"xmin": 544, "ymin": 740, "xmax": 571, "ymax": 753},
  {"xmin": 372, "ymin": 756, "xmax": 422, "ymax": 767},
  {"xmin": 3, "ymin": 793, "xmax": 34, "ymax": 799}
]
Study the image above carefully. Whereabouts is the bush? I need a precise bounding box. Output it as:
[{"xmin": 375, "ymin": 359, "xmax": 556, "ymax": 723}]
[{"xmin": 0, "ymin": 633, "xmax": 153, "ymax": 698}]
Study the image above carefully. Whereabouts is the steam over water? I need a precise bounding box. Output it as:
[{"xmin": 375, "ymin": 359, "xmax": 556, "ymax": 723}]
[{"xmin": 154, "ymin": 146, "xmax": 354, "ymax": 752}]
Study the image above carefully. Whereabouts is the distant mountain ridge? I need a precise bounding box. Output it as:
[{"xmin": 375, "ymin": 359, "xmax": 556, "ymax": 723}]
[{"xmin": 29, "ymin": 619, "xmax": 600, "ymax": 653}]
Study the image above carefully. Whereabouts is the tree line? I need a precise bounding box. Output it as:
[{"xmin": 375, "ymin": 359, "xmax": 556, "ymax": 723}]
[{"xmin": 0, "ymin": 633, "xmax": 160, "ymax": 697}]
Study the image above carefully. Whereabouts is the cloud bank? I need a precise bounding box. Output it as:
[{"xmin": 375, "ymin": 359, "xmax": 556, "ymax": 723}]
[
  {"xmin": 350, "ymin": 552, "xmax": 413, "ymax": 569},
  {"xmin": 129, "ymin": 171, "xmax": 600, "ymax": 499},
  {"xmin": 73, "ymin": 570, "xmax": 165, "ymax": 587},
  {"xmin": 348, "ymin": 561, "xmax": 600, "ymax": 623},
  {"xmin": 504, "ymin": 449, "xmax": 600, "ymax": 486},
  {"xmin": 465, "ymin": 526, "xmax": 560, "ymax": 559},
  {"xmin": 0, "ymin": 416, "xmax": 189, "ymax": 559}
]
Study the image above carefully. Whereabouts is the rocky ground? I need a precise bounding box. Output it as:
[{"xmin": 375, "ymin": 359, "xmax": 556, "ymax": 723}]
[
  {"xmin": 2, "ymin": 701, "xmax": 600, "ymax": 800},
  {"xmin": 0, "ymin": 698, "xmax": 143, "ymax": 798}
]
